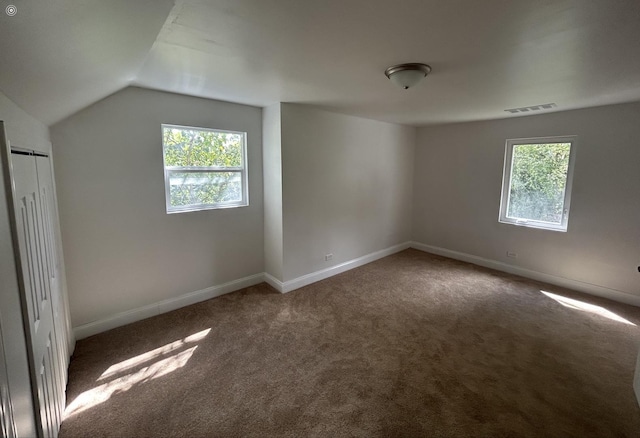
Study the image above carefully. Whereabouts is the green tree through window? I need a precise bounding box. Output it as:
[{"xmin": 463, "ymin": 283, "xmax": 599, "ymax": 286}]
[
  {"xmin": 508, "ymin": 143, "xmax": 570, "ymax": 223},
  {"xmin": 162, "ymin": 125, "xmax": 247, "ymax": 212},
  {"xmin": 499, "ymin": 136, "xmax": 576, "ymax": 231}
]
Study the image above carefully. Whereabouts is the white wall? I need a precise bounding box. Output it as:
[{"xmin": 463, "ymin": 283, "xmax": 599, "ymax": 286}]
[
  {"xmin": 280, "ymin": 104, "xmax": 415, "ymax": 282},
  {"xmin": 0, "ymin": 90, "xmax": 43, "ymax": 438},
  {"xmin": 51, "ymin": 87, "xmax": 264, "ymax": 328},
  {"xmin": 0, "ymin": 92, "xmax": 51, "ymax": 151},
  {"xmin": 413, "ymin": 102, "xmax": 640, "ymax": 298},
  {"xmin": 262, "ymin": 104, "xmax": 284, "ymax": 281}
]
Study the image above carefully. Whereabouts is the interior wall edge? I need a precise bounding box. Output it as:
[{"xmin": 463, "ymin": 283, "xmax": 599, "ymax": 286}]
[
  {"xmin": 411, "ymin": 241, "xmax": 640, "ymax": 308},
  {"xmin": 73, "ymin": 273, "xmax": 264, "ymax": 340},
  {"xmin": 264, "ymin": 272, "xmax": 284, "ymax": 293}
]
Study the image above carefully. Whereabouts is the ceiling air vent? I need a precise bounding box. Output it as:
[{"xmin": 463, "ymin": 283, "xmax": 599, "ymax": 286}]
[{"xmin": 504, "ymin": 103, "xmax": 557, "ymax": 114}]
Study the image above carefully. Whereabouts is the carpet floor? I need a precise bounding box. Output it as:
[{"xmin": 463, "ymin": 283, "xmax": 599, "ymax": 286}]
[{"xmin": 60, "ymin": 249, "xmax": 640, "ymax": 437}]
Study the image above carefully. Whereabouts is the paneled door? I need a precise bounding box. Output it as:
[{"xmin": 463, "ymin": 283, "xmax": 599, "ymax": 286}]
[
  {"xmin": 35, "ymin": 156, "xmax": 69, "ymax": 393},
  {"xmin": 11, "ymin": 153, "xmax": 64, "ymax": 438},
  {"xmin": 0, "ymin": 323, "xmax": 17, "ymax": 438}
]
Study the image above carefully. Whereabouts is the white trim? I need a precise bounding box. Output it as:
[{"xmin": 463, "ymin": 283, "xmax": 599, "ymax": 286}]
[
  {"xmin": 73, "ymin": 242, "xmax": 413, "ymax": 339},
  {"xmin": 410, "ymin": 241, "xmax": 640, "ymax": 307},
  {"xmin": 263, "ymin": 272, "xmax": 284, "ymax": 293},
  {"xmin": 77, "ymin": 239, "xmax": 637, "ymax": 340},
  {"xmin": 278, "ymin": 242, "xmax": 411, "ymax": 294},
  {"xmin": 73, "ymin": 273, "xmax": 264, "ymax": 340},
  {"xmin": 498, "ymin": 135, "xmax": 577, "ymax": 232},
  {"xmin": 161, "ymin": 125, "xmax": 249, "ymax": 214}
]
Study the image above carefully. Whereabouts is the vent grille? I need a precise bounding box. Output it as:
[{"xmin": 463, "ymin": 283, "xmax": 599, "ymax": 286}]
[{"xmin": 504, "ymin": 103, "xmax": 557, "ymax": 114}]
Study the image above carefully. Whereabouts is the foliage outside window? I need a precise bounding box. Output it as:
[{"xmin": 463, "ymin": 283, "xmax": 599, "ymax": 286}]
[
  {"xmin": 162, "ymin": 124, "xmax": 248, "ymax": 213},
  {"xmin": 499, "ymin": 136, "xmax": 576, "ymax": 231}
]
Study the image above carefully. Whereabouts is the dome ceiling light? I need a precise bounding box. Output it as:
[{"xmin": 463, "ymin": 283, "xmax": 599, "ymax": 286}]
[{"xmin": 384, "ymin": 63, "xmax": 432, "ymax": 90}]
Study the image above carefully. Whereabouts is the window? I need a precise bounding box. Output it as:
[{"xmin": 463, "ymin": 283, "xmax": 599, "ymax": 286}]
[
  {"xmin": 162, "ymin": 124, "xmax": 248, "ymax": 213},
  {"xmin": 499, "ymin": 136, "xmax": 576, "ymax": 232}
]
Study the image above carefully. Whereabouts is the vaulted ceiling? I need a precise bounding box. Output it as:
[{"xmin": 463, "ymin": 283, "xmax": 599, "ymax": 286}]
[{"xmin": 1, "ymin": 0, "xmax": 639, "ymax": 126}]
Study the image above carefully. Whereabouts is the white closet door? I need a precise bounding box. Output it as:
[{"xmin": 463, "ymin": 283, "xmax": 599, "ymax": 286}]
[
  {"xmin": 11, "ymin": 154, "xmax": 63, "ymax": 438},
  {"xmin": 0, "ymin": 324, "xmax": 17, "ymax": 438},
  {"xmin": 35, "ymin": 156, "xmax": 69, "ymax": 392}
]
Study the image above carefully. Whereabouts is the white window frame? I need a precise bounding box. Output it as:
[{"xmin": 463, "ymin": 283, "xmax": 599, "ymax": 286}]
[
  {"xmin": 498, "ymin": 135, "xmax": 577, "ymax": 232},
  {"xmin": 162, "ymin": 124, "xmax": 249, "ymax": 214}
]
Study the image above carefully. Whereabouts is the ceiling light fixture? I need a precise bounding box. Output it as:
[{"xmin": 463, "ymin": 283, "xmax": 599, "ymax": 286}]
[{"xmin": 384, "ymin": 63, "xmax": 432, "ymax": 89}]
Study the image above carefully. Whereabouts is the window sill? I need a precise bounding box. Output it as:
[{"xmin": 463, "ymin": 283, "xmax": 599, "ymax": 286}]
[
  {"xmin": 498, "ymin": 219, "xmax": 567, "ymax": 232},
  {"xmin": 167, "ymin": 202, "xmax": 249, "ymax": 214}
]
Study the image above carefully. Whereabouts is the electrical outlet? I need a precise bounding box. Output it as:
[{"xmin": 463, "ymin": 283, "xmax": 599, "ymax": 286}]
[
  {"xmin": 506, "ymin": 251, "xmax": 517, "ymax": 258},
  {"xmin": 325, "ymin": 253, "xmax": 333, "ymax": 261}
]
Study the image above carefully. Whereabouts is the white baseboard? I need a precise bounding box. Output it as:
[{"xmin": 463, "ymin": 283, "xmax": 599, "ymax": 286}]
[
  {"xmin": 274, "ymin": 241, "xmax": 412, "ymax": 294},
  {"xmin": 410, "ymin": 241, "xmax": 640, "ymax": 307},
  {"xmin": 73, "ymin": 273, "xmax": 264, "ymax": 340},
  {"xmin": 263, "ymin": 272, "xmax": 284, "ymax": 292},
  {"xmin": 79, "ymin": 240, "xmax": 637, "ymax": 339},
  {"xmin": 74, "ymin": 243, "xmax": 412, "ymax": 339}
]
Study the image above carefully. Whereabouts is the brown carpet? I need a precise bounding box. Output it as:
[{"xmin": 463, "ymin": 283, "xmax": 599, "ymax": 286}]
[{"xmin": 60, "ymin": 249, "xmax": 640, "ymax": 437}]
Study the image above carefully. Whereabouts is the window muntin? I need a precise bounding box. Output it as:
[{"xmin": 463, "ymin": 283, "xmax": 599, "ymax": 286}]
[
  {"xmin": 499, "ymin": 136, "xmax": 576, "ymax": 232},
  {"xmin": 162, "ymin": 125, "xmax": 248, "ymax": 213}
]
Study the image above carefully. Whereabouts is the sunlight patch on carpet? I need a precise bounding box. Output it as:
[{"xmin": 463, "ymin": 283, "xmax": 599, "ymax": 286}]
[
  {"xmin": 541, "ymin": 291, "xmax": 636, "ymax": 326},
  {"xmin": 98, "ymin": 328, "xmax": 211, "ymax": 381},
  {"xmin": 64, "ymin": 346, "xmax": 197, "ymax": 419},
  {"xmin": 64, "ymin": 328, "xmax": 211, "ymax": 420}
]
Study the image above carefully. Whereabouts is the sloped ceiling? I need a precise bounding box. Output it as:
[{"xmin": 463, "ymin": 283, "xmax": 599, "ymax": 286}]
[
  {"xmin": 0, "ymin": 0, "xmax": 175, "ymax": 125},
  {"xmin": 1, "ymin": 0, "xmax": 640, "ymax": 126}
]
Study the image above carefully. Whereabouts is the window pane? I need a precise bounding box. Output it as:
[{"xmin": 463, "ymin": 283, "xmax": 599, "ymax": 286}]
[
  {"xmin": 507, "ymin": 143, "xmax": 571, "ymax": 224},
  {"xmin": 163, "ymin": 127, "xmax": 243, "ymax": 168},
  {"xmin": 169, "ymin": 172, "xmax": 242, "ymax": 208}
]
